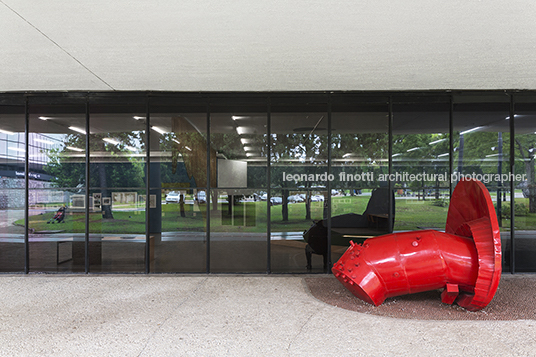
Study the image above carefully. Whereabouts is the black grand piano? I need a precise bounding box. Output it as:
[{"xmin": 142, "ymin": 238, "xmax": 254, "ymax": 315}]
[{"xmin": 303, "ymin": 188, "xmax": 395, "ymax": 271}]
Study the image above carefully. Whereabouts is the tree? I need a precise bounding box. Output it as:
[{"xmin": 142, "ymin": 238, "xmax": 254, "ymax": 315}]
[
  {"xmin": 45, "ymin": 132, "xmax": 146, "ymax": 219},
  {"xmin": 271, "ymin": 131, "xmax": 329, "ymax": 221},
  {"xmin": 515, "ymin": 136, "xmax": 536, "ymax": 212},
  {"xmin": 332, "ymin": 132, "xmax": 389, "ymax": 189}
]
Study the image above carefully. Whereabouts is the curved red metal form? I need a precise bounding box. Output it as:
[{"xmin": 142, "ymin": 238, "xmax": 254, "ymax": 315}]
[{"xmin": 332, "ymin": 179, "xmax": 501, "ymax": 312}]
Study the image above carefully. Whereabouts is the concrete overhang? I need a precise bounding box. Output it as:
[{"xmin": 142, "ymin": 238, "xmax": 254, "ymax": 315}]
[{"xmin": 1, "ymin": 0, "xmax": 536, "ymax": 92}]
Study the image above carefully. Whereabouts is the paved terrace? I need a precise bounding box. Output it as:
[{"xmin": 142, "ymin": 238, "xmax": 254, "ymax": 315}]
[{"xmin": 0, "ymin": 274, "xmax": 534, "ymax": 356}]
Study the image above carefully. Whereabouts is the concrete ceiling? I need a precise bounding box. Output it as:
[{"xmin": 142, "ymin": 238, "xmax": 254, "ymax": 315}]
[{"xmin": 1, "ymin": 0, "xmax": 536, "ymax": 92}]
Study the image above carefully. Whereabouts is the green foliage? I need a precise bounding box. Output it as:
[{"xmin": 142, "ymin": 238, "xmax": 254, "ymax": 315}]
[
  {"xmin": 44, "ymin": 133, "xmax": 146, "ymax": 189},
  {"xmin": 431, "ymin": 198, "xmax": 449, "ymax": 207},
  {"xmin": 495, "ymin": 202, "xmax": 529, "ymax": 219}
]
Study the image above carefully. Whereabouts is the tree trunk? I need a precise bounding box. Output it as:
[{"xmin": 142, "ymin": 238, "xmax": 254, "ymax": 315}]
[
  {"xmin": 530, "ymin": 193, "xmax": 536, "ymax": 213},
  {"xmin": 305, "ymin": 191, "xmax": 311, "ymax": 220},
  {"xmin": 516, "ymin": 140, "xmax": 536, "ymax": 213},
  {"xmin": 98, "ymin": 163, "xmax": 114, "ymax": 219},
  {"xmin": 524, "ymin": 156, "xmax": 536, "ymax": 213},
  {"xmin": 212, "ymin": 191, "xmax": 218, "ymax": 211},
  {"xmin": 282, "ymin": 189, "xmax": 289, "ymax": 222}
]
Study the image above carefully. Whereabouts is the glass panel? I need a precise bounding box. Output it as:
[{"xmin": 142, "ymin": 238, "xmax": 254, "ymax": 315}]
[
  {"xmin": 0, "ymin": 105, "xmax": 25, "ymax": 272},
  {"xmin": 28, "ymin": 98, "xmax": 86, "ymax": 272},
  {"xmin": 393, "ymin": 97, "xmax": 450, "ymax": 231},
  {"xmin": 209, "ymin": 98, "xmax": 267, "ymax": 272},
  {"xmin": 453, "ymin": 95, "xmax": 511, "ymax": 272},
  {"xmin": 330, "ymin": 95, "xmax": 389, "ymax": 267},
  {"xmin": 512, "ymin": 97, "xmax": 536, "ymax": 272},
  {"xmin": 149, "ymin": 96, "xmax": 208, "ymax": 272},
  {"xmin": 270, "ymin": 97, "xmax": 328, "ymax": 272},
  {"xmin": 89, "ymin": 96, "xmax": 146, "ymax": 272}
]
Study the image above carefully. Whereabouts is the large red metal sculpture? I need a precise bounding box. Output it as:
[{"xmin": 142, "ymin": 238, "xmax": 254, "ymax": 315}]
[{"xmin": 332, "ymin": 179, "xmax": 501, "ymax": 311}]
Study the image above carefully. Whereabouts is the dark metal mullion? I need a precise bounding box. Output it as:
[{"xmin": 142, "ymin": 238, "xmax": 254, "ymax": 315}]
[
  {"xmin": 206, "ymin": 102, "xmax": 211, "ymax": 274},
  {"xmin": 266, "ymin": 97, "xmax": 271, "ymax": 274},
  {"xmin": 326, "ymin": 96, "xmax": 332, "ymax": 272},
  {"xmin": 145, "ymin": 96, "xmax": 151, "ymax": 274},
  {"xmin": 510, "ymin": 94, "xmax": 515, "ymax": 274},
  {"xmin": 24, "ymin": 97, "xmax": 29, "ymax": 274},
  {"xmin": 388, "ymin": 97, "xmax": 393, "ymax": 233},
  {"xmin": 85, "ymin": 96, "xmax": 90, "ymax": 273}
]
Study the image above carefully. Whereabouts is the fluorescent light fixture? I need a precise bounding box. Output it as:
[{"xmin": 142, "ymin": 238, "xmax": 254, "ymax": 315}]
[
  {"xmin": 392, "ymin": 153, "xmax": 402, "ymax": 157},
  {"xmin": 35, "ymin": 138, "xmax": 55, "ymax": 145},
  {"xmin": 236, "ymin": 126, "xmax": 248, "ymax": 135},
  {"xmin": 486, "ymin": 153, "xmax": 499, "ymax": 158},
  {"xmin": 38, "ymin": 116, "xmax": 53, "ymax": 120},
  {"xmin": 0, "ymin": 129, "xmax": 14, "ymax": 135},
  {"xmin": 8, "ymin": 147, "xmax": 25, "ymax": 152},
  {"xmin": 133, "ymin": 116, "xmax": 145, "ymax": 120},
  {"xmin": 103, "ymin": 138, "xmax": 120, "ymax": 145},
  {"xmin": 172, "ymin": 139, "xmax": 180, "ymax": 145},
  {"xmin": 243, "ymin": 146, "xmax": 253, "ymax": 151},
  {"xmin": 246, "ymin": 152, "xmax": 255, "ymax": 157},
  {"xmin": 232, "ymin": 116, "xmax": 249, "ymax": 120},
  {"xmin": 66, "ymin": 146, "xmax": 84, "ymax": 152},
  {"xmin": 68, "ymin": 126, "xmax": 86, "ymax": 134},
  {"xmin": 151, "ymin": 126, "xmax": 167, "ymax": 135},
  {"xmin": 240, "ymin": 138, "xmax": 252, "ymax": 145},
  {"xmin": 342, "ymin": 153, "xmax": 352, "ymax": 158},
  {"xmin": 429, "ymin": 138, "xmax": 446, "ymax": 145},
  {"xmin": 460, "ymin": 126, "xmax": 482, "ymax": 135},
  {"xmin": 406, "ymin": 147, "xmax": 420, "ymax": 152},
  {"xmin": 438, "ymin": 153, "xmax": 449, "ymax": 157},
  {"xmin": 185, "ymin": 146, "xmax": 192, "ymax": 151}
]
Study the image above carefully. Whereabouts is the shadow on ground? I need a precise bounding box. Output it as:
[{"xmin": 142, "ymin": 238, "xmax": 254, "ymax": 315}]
[{"xmin": 305, "ymin": 274, "xmax": 536, "ymax": 320}]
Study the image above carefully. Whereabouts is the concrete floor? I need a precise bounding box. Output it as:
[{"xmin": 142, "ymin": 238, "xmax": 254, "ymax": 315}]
[{"xmin": 0, "ymin": 274, "xmax": 534, "ymax": 356}]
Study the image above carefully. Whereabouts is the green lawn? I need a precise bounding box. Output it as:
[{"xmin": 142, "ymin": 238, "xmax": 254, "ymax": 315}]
[{"xmin": 16, "ymin": 194, "xmax": 536, "ymax": 234}]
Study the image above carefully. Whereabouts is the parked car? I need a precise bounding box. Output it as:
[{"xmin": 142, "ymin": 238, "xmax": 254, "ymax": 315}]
[
  {"xmin": 270, "ymin": 197, "xmax": 282, "ymax": 205},
  {"xmin": 196, "ymin": 191, "xmax": 207, "ymax": 203},
  {"xmin": 288, "ymin": 194, "xmax": 304, "ymax": 203},
  {"xmin": 165, "ymin": 191, "xmax": 180, "ymax": 203}
]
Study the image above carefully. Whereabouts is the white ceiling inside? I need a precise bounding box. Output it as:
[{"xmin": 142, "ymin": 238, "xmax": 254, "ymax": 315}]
[{"xmin": 2, "ymin": 0, "xmax": 536, "ymax": 92}]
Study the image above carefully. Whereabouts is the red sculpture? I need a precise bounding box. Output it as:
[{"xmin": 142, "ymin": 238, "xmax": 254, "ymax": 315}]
[{"xmin": 332, "ymin": 179, "xmax": 502, "ymax": 311}]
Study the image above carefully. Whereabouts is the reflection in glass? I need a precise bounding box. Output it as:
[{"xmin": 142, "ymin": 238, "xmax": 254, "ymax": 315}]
[
  {"xmin": 88, "ymin": 97, "xmax": 146, "ymax": 272},
  {"xmin": 329, "ymin": 98, "xmax": 389, "ymax": 266},
  {"xmin": 270, "ymin": 99, "xmax": 328, "ymax": 272},
  {"xmin": 512, "ymin": 100, "xmax": 536, "ymax": 272},
  {"xmin": 393, "ymin": 99, "xmax": 450, "ymax": 231},
  {"xmin": 0, "ymin": 105, "xmax": 25, "ymax": 271},
  {"xmin": 454, "ymin": 98, "xmax": 511, "ymax": 272},
  {"xmin": 209, "ymin": 99, "xmax": 267, "ymax": 272},
  {"xmin": 3, "ymin": 92, "xmax": 536, "ymax": 274},
  {"xmin": 28, "ymin": 100, "xmax": 87, "ymax": 272},
  {"xmin": 150, "ymin": 97, "xmax": 208, "ymax": 272}
]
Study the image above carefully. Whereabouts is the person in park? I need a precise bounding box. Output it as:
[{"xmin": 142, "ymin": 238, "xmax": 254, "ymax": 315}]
[{"xmin": 47, "ymin": 205, "xmax": 66, "ymax": 224}]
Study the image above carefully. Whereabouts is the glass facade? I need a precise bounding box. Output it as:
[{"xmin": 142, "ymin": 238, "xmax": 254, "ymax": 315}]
[{"xmin": 0, "ymin": 91, "xmax": 534, "ymax": 274}]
